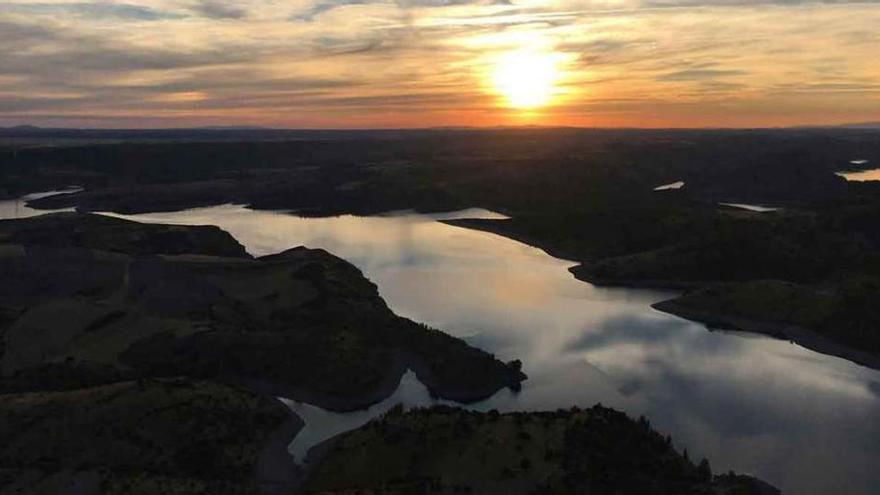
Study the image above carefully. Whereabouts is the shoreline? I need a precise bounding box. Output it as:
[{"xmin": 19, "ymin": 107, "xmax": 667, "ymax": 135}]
[
  {"xmin": 236, "ymin": 345, "xmax": 523, "ymax": 414},
  {"xmin": 234, "ymin": 353, "xmax": 410, "ymax": 414},
  {"xmin": 254, "ymin": 398, "xmax": 307, "ymax": 495},
  {"xmin": 21, "ymin": 196, "xmax": 879, "ymax": 374},
  {"xmin": 568, "ymin": 266, "xmax": 709, "ymax": 290},
  {"xmin": 444, "ymin": 214, "xmax": 880, "ymax": 371},
  {"xmin": 441, "ymin": 217, "xmax": 705, "ymax": 291},
  {"xmin": 653, "ymin": 300, "xmax": 880, "ymax": 370},
  {"xmin": 439, "ymin": 217, "xmax": 581, "ymax": 262}
]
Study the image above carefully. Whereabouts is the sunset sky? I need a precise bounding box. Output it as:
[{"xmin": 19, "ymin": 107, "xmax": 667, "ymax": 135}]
[{"xmin": 1, "ymin": 0, "xmax": 878, "ymax": 128}]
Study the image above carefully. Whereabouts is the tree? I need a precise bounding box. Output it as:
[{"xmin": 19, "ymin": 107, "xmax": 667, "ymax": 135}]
[{"xmin": 698, "ymin": 458, "xmax": 712, "ymax": 481}]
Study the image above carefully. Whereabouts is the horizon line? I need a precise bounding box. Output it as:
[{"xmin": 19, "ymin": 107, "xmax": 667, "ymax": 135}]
[{"xmin": 3, "ymin": 122, "xmax": 880, "ymax": 133}]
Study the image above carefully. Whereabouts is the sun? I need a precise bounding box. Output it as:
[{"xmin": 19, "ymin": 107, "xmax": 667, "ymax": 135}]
[{"xmin": 491, "ymin": 50, "xmax": 561, "ymax": 110}]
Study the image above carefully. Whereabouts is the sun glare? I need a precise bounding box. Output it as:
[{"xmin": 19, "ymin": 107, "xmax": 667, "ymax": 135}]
[{"xmin": 491, "ymin": 50, "xmax": 561, "ymax": 110}]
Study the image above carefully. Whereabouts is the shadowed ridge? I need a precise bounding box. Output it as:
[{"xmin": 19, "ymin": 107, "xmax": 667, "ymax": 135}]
[{"xmin": 0, "ymin": 212, "xmax": 250, "ymax": 258}]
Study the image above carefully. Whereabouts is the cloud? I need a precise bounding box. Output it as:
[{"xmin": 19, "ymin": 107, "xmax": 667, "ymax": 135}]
[
  {"xmin": 768, "ymin": 82, "xmax": 880, "ymax": 93},
  {"xmin": 0, "ymin": 2, "xmax": 183, "ymax": 21},
  {"xmin": 0, "ymin": 31, "xmax": 250, "ymax": 75},
  {"xmin": 293, "ymin": 0, "xmax": 504, "ymax": 21},
  {"xmin": 190, "ymin": 0, "xmax": 248, "ymax": 19},
  {"xmin": 1, "ymin": 0, "xmax": 879, "ymax": 127},
  {"xmin": 658, "ymin": 69, "xmax": 748, "ymax": 81},
  {"xmin": 396, "ymin": 0, "xmax": 481, "ymax": 6},
  {"xmin": 0, "ymin": 18, "xmax": 54, "ymax": 46},
  {"xmin": 291, "ymin": 0, "xmax": 370, "ymax": 21},
  {"xmin": 645, "ymin": 0, "xmax": 880, "ymax": 5}
]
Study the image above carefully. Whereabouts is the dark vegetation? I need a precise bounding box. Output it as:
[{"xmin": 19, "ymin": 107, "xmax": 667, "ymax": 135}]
[
  {"xmin": 0, "ymin": 211, "xmax": 248, "ymax": 258},
  {"xmin": 2, "ymin": 128, "xmax": 876, "ymax": 215},
  {"xmin": 653, "ymin": 279, "xmax": 880, "ymax": 367},
  {"xmin": 305, "ymin": 404, "xmax": 779, "ymax": 494},
  {"xmin": 4, "ymin": 127, "xmax": 880, "ymax": 361},
  {"xmin": 0, "ymin": 378, "xmax": 288, "ymax": 494}
]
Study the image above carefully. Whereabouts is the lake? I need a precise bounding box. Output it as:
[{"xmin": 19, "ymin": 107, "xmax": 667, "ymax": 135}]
[
  {"xmin": 654, "ymin": 180, "xmax": 685, "ymax": 191},
  {"xmin": 838, "ymin": 168, "xmax": 880, "ymax": 182},
  {"xmin": 719, "ymin": 203, "xmax": 780, "ymax": 212},
  {"xmin": 0, "ymin": 188, "xmax": 78, "ymax": 219},
  {"xmin": 2, "ymin": 198, "xmax": 879, "ymax": 494}
]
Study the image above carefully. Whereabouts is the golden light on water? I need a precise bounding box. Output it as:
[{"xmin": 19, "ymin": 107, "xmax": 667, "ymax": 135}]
[{"xmin": 491, "ymin": 49, "xmax": 563, "ymax": 110}]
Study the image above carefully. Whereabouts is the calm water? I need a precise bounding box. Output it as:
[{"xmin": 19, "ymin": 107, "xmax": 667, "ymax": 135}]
[
  {"xmin": 3, "ymin": 198, "xmax": 879, "ymax": 494},
  {"xmin": 838, "ymin": 168, "xmax": 880, "ymax": 182},
  {"xmin": 719, "ymin": 203, "xmax": 781, "ymax": 212},
  {"xmin": 0, "ymin": 188, "xmax": 79, "ymax": 219},
  {"xmin": 654, "ymin": 180, "xmax": 685, "ymax": 190}
]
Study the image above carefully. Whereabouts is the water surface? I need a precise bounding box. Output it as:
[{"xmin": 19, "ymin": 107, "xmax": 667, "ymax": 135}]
[
  {"xmin": 719, "ymin": 203, "xmax": 781, "ymax": 212},
  {"xmin": 838, "ymin": 168, "xmax": 880, "ymax": 182},
  {"xmin": 0, "ymin": 188, "xmax": 79, "ymax": 219},
  {"xmin": 3, "ymin": 200, "xmax": 879, "ymax": 494},
  {"xmin": 654, "ymin": 180, "xmax": 685, "ymax": 191}
]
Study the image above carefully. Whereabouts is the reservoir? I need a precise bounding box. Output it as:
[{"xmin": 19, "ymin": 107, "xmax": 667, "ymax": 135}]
[
  {"xmin": 2, "ymin": 198, "xmax": 878, "ymax": 494},
  {"xmin": 838, "ymin": 168, "xmax": 880, "ymax": 182}
]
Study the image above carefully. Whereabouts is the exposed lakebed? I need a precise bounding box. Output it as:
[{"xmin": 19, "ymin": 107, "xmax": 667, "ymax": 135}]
[{"xmin": 3, "ymin": 199, "xmax": 879, "ymax": 494}]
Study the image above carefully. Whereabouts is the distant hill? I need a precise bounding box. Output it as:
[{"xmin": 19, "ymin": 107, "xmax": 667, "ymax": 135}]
[
  {"xmin": 1, "ymin": 124, "xmax": 878, "ymax": 145},
  {"xmin": 0, "ymin": 125, "xmax": 401, "ymax": 142},
  {"xmin": 194, "ymin": 125, "xmax": 272, "ymax": 130},
  {"xmin": 4, "ymin": 125, "xmax": 42, "ymax": 131},
  {"xmin": 839, "ymin": 122, "xmax": 880, "ymax": 129}
]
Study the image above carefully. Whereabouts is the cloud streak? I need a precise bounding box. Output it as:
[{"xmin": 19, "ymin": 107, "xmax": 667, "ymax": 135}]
[
  {"xmin": 0, "ymin": 2, "xmax": 183, "ymax": 20},
  {"xmin": 190, "ymin": 0, "xmax": 248, "ymax": 19}
]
